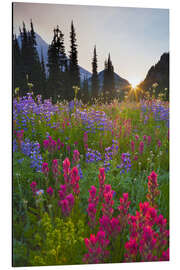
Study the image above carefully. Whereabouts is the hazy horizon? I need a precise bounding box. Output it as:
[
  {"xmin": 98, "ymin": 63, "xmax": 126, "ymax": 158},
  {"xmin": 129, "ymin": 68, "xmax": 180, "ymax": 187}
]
[{"xmin": 13, "ymin": 2, "xmax": 169, "ymax": 86}]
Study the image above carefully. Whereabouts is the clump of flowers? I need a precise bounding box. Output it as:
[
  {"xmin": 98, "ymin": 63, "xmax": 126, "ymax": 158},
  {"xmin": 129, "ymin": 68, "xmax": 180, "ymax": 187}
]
[
  {"xmin": 99, "ymin": 168, "xmax": 106, "ymax": 201},
  {"xmin": 58, "ymin": 191, "xmax": 75, "ymax": 217},
  {"xmin": 99, "ymin": 215, "xmax": 120, "ymax": 239},
  {"xmin": 51, "ymin": 159, "xmax": 60, "ymax": 181},
  {"xmin": 139, "ymin": 141, "xmax": 144, "ymax": 154},
  {"xmin": 71, "ymin": 167, "xmax": 80, "ymax": 195},
  {"xmin": 147, "ymin": 135, "xmax": 151, "ymax": 145},
  {"xmin": 43, "ymin": 136, "xmax": 57, "ymax": 153},
  {"xmin": 72, "ymin": 149, "xmax": 80, "ymax": 164},
  {"xmin": 42, "ymin": 162, "xmax": 49, "ymax": 177},
  {"xmin": 131, "ymin": 140, "xmax": 135, "ymax": 152},
  {"xmin": 30, "ymin": 181, "xmax": 37, "ymax": 195},
  {"xmin": 116, "ymin": 153, "xmax": 131, "ymax": 174},
  {"xmin": 102, "ymin": 184, "xmax": 114, "ymax": 218},
  {"xmin": 83, "ymin": 230, "xmax": 109, "ymax": 264},
  {"xmin": 86, "ymin": 148, "xmax": 102, "ymax": 163},
  {"xmin": 46, "ymin": 186, "xmax": 53, "ymax": 196},
  {"xmin": 87, "ymin": 186, "xmax": 99, "ymax": 228},
  {"xmin": 146, "ymin": 171, "xmax": 160, "ymax": 208},
  {"xmin": 118, "ymin": 193, "xmax": 131, "ymax": 232},
  {"xmin": 58, "ymin": 158, "xmax": 80, "ymax": 216},
  {"xmin": 103, "ymin": 140, "xmax": 119, "ymax": 172},
  {"xmin": 63, "ymin": 158, "xmax": 71, "ymax": 189},
  {"xmin": 16, "ymin": 129, "xmax": 24, "ymax": 147},
  {"xmin": 83, "ymin": 132, "xmax": 88, "ymax": 147},
  {"xmin": 125, "ymin": 201, "xmax": 169, "ymax": 262}
]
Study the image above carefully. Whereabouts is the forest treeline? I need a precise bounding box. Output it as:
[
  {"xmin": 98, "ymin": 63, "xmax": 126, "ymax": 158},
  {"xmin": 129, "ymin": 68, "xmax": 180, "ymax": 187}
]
[{"xmin": 13, "ymin": 20, "xmax": 116, "ymax": 103}]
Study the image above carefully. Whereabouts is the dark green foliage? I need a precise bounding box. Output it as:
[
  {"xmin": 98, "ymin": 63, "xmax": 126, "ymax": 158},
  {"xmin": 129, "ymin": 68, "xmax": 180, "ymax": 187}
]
[
  {"xmin": 68, "ymin": 21, "xmax": 80, "ymax": 101},
  {"xmin": 13, "ymin": 21, "xmax": 46, "ymax": 97},
  {"xmin": 102, "ymin": 53, "xmax": 115, "ymax": 102},
  {"xmin": 46, "ymin": 26, "xmax": 68, "ymax": 102},
  {"xmin": 13, "ymin": 34, "xmax": 25, "ymax": 96},
  {"xmin": 91, "ymin": 46, "xmax": 99, "ymax": 99}
]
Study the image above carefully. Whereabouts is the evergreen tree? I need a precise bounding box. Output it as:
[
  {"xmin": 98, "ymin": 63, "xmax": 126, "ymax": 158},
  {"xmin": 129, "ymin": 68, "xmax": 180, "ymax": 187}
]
[
  {"xmin": 28, "ymin": 20, "xmax": 42, "ymax": 96},
  {"xmin": 102, "ymin": 53, "xmax": 115, "ymax": 102},
  {"xmin": 20, "ymin": 22, "xmax": 29, "ymax": 95},
  {"xmin": 107, "ymin": 53, "xmax": 115, "ymax": 98},
  {"xmin": 13, "ymin": 34, "xmax": 24, "ymax": 96},
  {"xmin": 91, "ymin": 45, "xmax": 99, "ymax": 99},
  {"xmin": 69, "ymin": 21, "xmax": 80, "ymax": 101},
  {"xmin": 102, "ymin": 59, "xmax": 108, "ymax": 102},
  {"xmin": 19, "ymin": 21, "xmax": 42, "ymax": 96},
  {"xmin": 47, "ymin": 26, "xmax": 67, "ymax": 102}
]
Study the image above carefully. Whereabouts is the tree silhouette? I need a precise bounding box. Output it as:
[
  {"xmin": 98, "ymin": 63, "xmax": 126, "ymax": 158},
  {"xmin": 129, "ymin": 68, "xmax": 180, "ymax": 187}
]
[
  {"xmin": 102, "ymin": 53, "xmax": 115, "ymax": 102},
  {"xmin": 47, "ymin": 26, "xmax": 67, "ymax": 102},
  {"xmin": 91, "ymin": 45, "xmax": 99, "ymax": 100},
  {"xmin": 69, "ymin": 21, "xmax": 80, "ymax": 101}
]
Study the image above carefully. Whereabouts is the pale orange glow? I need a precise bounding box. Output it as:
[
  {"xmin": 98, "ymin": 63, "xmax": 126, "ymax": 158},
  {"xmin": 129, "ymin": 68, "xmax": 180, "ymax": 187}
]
[{"xmin": 130, "ymin": 78, "xmax": 141, "ymax": 88}]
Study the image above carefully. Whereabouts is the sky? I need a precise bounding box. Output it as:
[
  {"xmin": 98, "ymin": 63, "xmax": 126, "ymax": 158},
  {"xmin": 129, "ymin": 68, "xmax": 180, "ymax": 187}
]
[{"xmin": 13, "ymin": 2, "xmax": 169, "ymax": 86}]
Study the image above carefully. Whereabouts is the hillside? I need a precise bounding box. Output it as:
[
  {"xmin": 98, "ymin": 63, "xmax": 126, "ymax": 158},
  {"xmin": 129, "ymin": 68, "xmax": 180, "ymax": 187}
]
[{"xmin": 138, "ymin": 53, "xmax": 169, "ymax": 95}]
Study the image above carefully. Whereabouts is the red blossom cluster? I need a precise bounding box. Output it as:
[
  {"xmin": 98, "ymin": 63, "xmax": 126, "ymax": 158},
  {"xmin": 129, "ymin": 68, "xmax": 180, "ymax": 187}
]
[
  {"xmin": 99, "ymin": 168, "xmax": 106, "ymax": 201},
  {"xmin": 83, "ymin": 231, "xmax": 109, "ymax": 264},
  {"xmin": 84, "ymin": 169, "xmax": 169, "ymax": 264},
  {"xmin": 125, "ymin": 201, "xmax": 169, "ymax": 262},
  {"xmin": 146, "ymin": 171, "xmax": 160, "ymax": 208},
  {"xmin": 102, "ymin": 184, "xmax": 114, "ymax": 218},
  {"xmin": 58, "ymin": 184, "xmax": 74, "ymax": 216},
  {"xmin": 58, "ymin": 158, "xmax": 80, "ymax": 216},
  {"xmin": 43, "ymin": 136, "xmax": 64, "ymax": 153},
  {"xmin": 118, "ymin": 193, "xmax": 131, "ymax": 232},
  {"xmin": 87, "ymin": 186, "xmax": 99, "ymax": 228}
]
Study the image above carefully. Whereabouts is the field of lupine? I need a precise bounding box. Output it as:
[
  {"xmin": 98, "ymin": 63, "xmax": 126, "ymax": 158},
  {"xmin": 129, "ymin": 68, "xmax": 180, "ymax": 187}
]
[{"xmin": 13, "ymin": 93, "xmax": 169, "ymax": 266}]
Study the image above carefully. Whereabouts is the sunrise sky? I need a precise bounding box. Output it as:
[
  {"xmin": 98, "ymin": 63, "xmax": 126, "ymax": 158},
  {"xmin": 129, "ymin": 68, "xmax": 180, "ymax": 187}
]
[{"xmin": 13, "ymin": 2, "xmax": 169, "ymax": 85}]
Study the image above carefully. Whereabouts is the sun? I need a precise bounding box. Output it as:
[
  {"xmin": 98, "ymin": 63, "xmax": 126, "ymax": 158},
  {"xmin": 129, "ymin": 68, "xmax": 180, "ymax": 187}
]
[{"xmin": 130, "ymin": 78, "xmax": 141, "ymax": 89}]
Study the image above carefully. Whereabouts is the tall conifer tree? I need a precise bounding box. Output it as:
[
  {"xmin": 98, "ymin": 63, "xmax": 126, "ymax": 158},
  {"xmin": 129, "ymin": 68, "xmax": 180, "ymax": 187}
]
[
  {"xmin": 13, "ymin": 34, "xmax": 24, "ymax": 96},
  {"xmin": 91, "ymin": 45, "xmax": 99, "ymax": 100},
  {"xmin": 28, "ymin": 20, "xmax": 42, "ymax": 96},
  {"xmin": 102, "ymin": 54, "xmax": 115, "ymax": 102},
  {"xmin": 69, "ymin": 21, "xmax": 80, "ymax": 101},
  {"xmin": 47, "ymin": 26, "xmax": 67, "ymax": 102}
]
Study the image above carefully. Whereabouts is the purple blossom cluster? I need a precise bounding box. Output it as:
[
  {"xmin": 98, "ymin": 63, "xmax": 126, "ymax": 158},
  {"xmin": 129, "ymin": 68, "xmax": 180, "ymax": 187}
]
[
  {"xmin": 86, "ymin": 149, "xmax": 102, "ymax": 163},
  {"xmin": 104, "ymin": 140, "xmax": 119, "ymax": 172},
  {"xmin": 116, "ymin": 153, "xmax": 131, "ymax": 174},
  {"xmin": 14, "ymin": 137, "xmax": 43, "ymax": 172},
  {"xmin": 141, "ymin": 100, "xmax": 169, "ymax": 127},
  {"xmin": 13, "ymin": 93, "xmax": 61, "ymax": 131},
  {"xmin": 76, "ymin": 108, "xmax": 112, "ymax": 133}
]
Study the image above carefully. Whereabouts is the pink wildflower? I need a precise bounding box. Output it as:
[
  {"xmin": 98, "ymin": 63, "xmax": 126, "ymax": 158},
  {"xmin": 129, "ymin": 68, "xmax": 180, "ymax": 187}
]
[
  {"xmin": 131, "ymin": 140, "xmax": 135, "ymax": 152},
  {"xmin": 139, "ymin": 141, "xmax": 144, "ymax": 154},
  {"xmin": 42, "ymin": 162, "xmax": 49, "ymax": 176},
  {"xmin": 47, "ymin": 186, "xmax": 53, "ymax": 196}
]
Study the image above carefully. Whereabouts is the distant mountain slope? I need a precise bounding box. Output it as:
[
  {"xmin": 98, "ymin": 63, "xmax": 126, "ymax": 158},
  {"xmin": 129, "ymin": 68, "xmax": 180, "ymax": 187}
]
[
  {"xmin": 17, "ymin": 32, "xmax": 131, "ymax": 93},
  {"xmin": 138, "ymin": 53, "xmax": 169, "ymax": 92},
  {"xmin": 18, "ymin": 32, "xmax": 92, "ymax": 80},
  {"xmin": 97, "ymin": 70, "xmax": 130, "ymax": 91},
  {"xmin": 87, "ymin": 70, "xmax": 130, "ymax": 92}
]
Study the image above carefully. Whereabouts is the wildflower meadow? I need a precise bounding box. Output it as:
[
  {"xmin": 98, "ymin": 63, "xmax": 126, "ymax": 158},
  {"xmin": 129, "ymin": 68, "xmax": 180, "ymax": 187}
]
[{"xmin": 13, "ymin": 93, "xmax": 169, "ymax": 266}]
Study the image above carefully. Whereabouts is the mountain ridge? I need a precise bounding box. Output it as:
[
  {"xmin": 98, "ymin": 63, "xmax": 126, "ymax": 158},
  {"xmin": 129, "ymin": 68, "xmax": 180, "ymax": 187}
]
[
  {"xmin": 17, "ymin": 32, "xmax": 130, "ymax": 90},
  {"xmin": 138, "ymin": 52, "xmax": 169, "ymax": 95}
]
